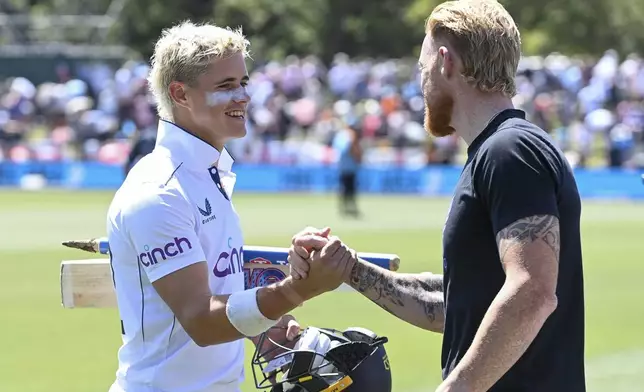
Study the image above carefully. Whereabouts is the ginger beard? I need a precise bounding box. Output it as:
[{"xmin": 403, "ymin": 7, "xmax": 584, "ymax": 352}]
[{"xmin": 423, "ymin": 84, "xmax": 455, "ymax": 138}]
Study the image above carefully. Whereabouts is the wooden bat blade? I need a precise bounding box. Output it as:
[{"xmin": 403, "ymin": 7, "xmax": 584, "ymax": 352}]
[
  {"xmin": 61, "ymin": 260, "xmax": 305, "ymax": 308},
  {"xmin": 61, "ymin": 259, "xmax": 116, "ymax": 308}
]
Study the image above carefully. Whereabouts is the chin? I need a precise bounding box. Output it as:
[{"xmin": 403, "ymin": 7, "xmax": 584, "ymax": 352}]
[
  {"xmin": 424, "ymin": 90, "xmax": 455, "ymax": 138},
  {"xmin": 229, "ymin": 124, "xmax": 247, "ymax": 139},
  {"xmin": 213, "ymin": 119, "xmax": 247, "ymax": 141},
  {"xmin": 424, "ymin": 109, "xmax": 454, "ymax": 137},
  {"xmin": 426, "ymin": 124, "xmax": 456, "ymax": 138}
]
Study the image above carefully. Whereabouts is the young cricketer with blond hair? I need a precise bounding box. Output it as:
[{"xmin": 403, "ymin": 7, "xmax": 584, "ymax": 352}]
[{"xmin": 106, "ymin": 21, "xmax": 351, "ymax": 392}]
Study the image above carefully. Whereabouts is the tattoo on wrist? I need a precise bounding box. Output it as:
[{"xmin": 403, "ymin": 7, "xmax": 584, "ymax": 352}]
[{"xmin": 349, "ymin": 262, "xmax": 442, "ymax": 323}]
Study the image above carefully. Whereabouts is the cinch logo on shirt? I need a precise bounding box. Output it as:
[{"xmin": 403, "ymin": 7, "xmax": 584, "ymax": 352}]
[
  {"xmin": 213, "ymin": 245, "xmax": 244, "ymax": 278},
  {"xmin": 138, "ymin": 237, "xmax": 193, "ymax": 267}
]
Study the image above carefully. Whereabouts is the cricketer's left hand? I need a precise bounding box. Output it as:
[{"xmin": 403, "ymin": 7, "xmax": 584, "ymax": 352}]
[{"xmin": 250, "ymin": 314, "xmax": 300, "ymax": 359}]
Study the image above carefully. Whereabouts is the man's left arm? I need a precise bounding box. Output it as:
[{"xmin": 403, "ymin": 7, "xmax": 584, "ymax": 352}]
[{"xmin": 439, "ymin": 133, "xmax": 561, "ymax": 392}]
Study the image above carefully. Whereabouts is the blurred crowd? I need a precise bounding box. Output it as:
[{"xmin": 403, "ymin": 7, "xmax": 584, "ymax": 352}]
[{"xmin": 1, "ymin": 50, "xmax": 643, "ymax": 169}]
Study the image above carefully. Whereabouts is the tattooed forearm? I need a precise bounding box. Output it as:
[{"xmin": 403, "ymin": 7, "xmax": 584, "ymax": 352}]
[
  {"xmin": 348, "ymin": 259, "xmax": 444, "ymax": 333},
  {"xmin": 496, "ymin": 214, "xmax": 560, "ymax": 261}
]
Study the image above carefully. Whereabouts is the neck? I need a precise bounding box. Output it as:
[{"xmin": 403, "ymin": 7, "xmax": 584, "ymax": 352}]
[
  {"xmin": 451, "ymin": 92, "xmax": 515, "ymax": 145},
  {"xmin": 169, "ymin": 113, "xmax": 225, "ymax": 151}
]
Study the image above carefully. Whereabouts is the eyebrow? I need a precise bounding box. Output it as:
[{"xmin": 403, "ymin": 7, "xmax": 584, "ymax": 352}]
[{"xmin": 215, "ymin": 75, "xmax": 250, "ymax": 85}]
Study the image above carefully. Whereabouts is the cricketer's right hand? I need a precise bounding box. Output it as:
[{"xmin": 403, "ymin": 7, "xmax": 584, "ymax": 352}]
[
  {"xmin": 288, "ymin": 226, "xmax": 329, "ymax": 280},
  {"xmin": 288, "ymin": 227, "xmax": 357, "ymax": 295}
]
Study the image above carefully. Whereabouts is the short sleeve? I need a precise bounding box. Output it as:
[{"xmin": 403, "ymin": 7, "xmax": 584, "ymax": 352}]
[
  {"xmin": 123, "ymin": 187, "xmax": 207, "ymax": 283},
  {"xmin": 475, "ymin": 129, "xmax": 560, "ymax": 236}
]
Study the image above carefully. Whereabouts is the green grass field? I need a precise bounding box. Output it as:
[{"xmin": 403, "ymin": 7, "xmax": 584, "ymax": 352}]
[{"xmin": 0, "ymin": 190, "xmax": 643, "ymax": 391}]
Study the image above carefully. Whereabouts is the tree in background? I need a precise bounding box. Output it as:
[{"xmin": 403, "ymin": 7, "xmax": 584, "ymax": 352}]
[{"xmin": 14, "ymin": 0, "xmax": 644, "ymax": 63}]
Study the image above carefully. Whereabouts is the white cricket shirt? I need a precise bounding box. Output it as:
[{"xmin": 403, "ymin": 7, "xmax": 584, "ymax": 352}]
[{"xmin": 106, "ymin": 120, "xmax": 246, "ymax": 392}]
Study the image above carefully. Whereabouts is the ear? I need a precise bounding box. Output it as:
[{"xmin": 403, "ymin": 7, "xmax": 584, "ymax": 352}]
[
  {"xmin": 438, "ymin": 46, "xmax": 455, "ymax": 79},
  {"xmin": 168, "ymin": 81, "xmax": 190, "ymax": 109}
]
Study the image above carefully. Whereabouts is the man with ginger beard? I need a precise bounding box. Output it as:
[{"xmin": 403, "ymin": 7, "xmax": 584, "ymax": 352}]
[{"xmin": 287, "ymin": 1, "xmax": 586, "ymax": 391}]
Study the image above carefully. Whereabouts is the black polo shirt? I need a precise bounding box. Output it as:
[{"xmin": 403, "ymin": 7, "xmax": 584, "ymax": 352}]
[{"xmin": 441, "ymin": 109, "xmax": 585, "ymax": 391}]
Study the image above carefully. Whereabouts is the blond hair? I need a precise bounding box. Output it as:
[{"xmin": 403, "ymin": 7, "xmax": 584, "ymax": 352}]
[
  {"xmin": 426, "ymin": 0, "xmax": 521, "ymax": 97},
  {"xmin": 147, "ymin": 20, "xmax": 250, "ymax": 120}
]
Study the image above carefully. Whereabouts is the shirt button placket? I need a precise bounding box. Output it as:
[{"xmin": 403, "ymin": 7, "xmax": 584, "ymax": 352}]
[{"xmin": 209, "ymin": 167, "xmax": 229, "ymax": 201}]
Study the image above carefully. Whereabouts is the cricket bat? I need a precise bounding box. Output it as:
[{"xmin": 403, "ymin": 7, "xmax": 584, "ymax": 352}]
[{"xmin": 61, "ymin": 238, "xmax": 400, "ymax": 309}]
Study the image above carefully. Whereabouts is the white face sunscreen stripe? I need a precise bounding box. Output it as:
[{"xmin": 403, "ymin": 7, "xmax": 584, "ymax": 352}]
[{"xmin": 206, "ymin": 86, "xmax": 248, "ymax": 107}]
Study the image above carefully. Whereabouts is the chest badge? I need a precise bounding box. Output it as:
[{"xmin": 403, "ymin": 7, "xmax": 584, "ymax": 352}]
[{"xmin": 198, "ymin": 198, "xmax": 216, "ymax": 224}]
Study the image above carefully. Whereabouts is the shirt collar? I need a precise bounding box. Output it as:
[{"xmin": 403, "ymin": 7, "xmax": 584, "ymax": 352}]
[
  {"xmin": 154, "ymin": 119, "xmax": 234, "ymax": 172},
  {"xmin": 467, "ymin": 109, "xmax": 526, "ymax": 157}
]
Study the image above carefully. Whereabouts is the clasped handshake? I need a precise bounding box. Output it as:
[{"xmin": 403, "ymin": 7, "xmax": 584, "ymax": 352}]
[{"xmin": 286, "ymin": 226, "xmax": 357, "ymax": 298}]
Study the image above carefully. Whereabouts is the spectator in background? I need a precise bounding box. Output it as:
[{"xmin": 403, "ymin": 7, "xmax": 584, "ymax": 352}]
[
  {"xmin": 333, "ymin": 126, "xmax": 362, "ymax": 218},
  {"xmin": 2, "ymin": 49, "xmax": 644, "ymax": 169}
]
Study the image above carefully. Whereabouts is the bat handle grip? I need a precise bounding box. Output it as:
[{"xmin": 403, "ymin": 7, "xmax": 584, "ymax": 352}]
[{"xmin": 98, "ymin": 238, "xmax": 110, "ymax": 255}]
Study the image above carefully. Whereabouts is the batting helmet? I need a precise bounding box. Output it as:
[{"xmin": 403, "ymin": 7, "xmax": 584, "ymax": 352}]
[{"xmin": 251, "ymin": 326, "xmax": 392, "ymax": 392}]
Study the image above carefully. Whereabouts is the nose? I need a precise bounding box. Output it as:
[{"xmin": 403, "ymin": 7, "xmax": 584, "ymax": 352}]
[{"xmin": 232, "ymin": 86, "xmax": 251, "ymax": 104}]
